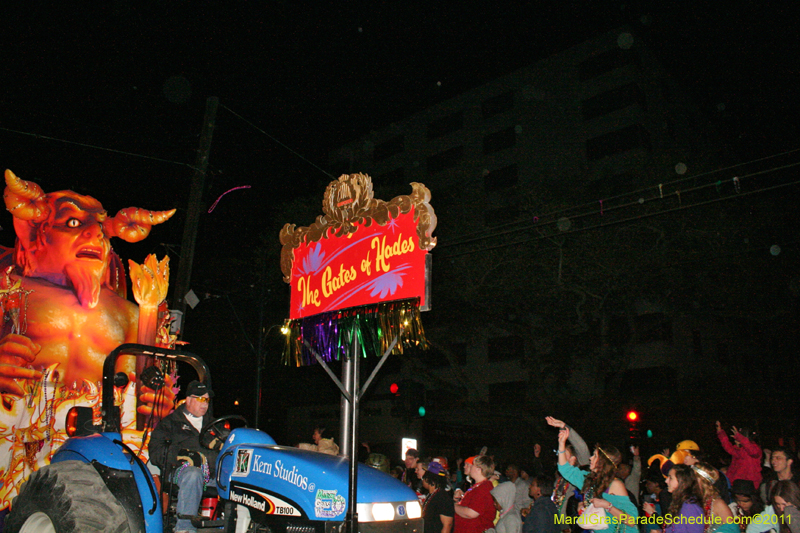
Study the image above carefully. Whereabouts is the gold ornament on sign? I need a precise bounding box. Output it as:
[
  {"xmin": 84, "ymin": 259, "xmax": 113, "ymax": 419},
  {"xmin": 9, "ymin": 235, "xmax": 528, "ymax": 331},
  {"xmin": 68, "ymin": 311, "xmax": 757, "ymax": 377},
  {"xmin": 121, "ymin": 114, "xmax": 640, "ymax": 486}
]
[{"xmin": 279, "ymin": 173, "xmax": 437, "ymax": 283}]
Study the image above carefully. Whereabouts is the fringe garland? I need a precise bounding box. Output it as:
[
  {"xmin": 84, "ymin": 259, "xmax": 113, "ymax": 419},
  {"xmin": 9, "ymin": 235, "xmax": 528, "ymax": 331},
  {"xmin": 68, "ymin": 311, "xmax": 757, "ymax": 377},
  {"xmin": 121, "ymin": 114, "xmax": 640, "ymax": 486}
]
[{"xmin": 282, "ymin": 298, "xmax": 428, "ymax": 366}]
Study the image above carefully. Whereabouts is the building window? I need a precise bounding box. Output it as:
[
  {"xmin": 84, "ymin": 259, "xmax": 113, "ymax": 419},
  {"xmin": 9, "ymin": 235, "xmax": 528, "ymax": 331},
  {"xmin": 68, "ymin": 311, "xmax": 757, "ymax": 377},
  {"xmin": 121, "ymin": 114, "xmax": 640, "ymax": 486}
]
[
  {"xmin": 618, "ymin": 366, "xmax": 674, "ymax": 392},
  {"xmin": 692, "ymin": 329, "xmax": 703, "ymax": 358},
  {"xmin": 484, "ymin": 165, "xmax": 519, "ymax": 193},
  {"xmin": 579, "ymin": 47, "xmax": 640, "ymax": 81},
  {"xmin": 717, "ymin": 342, "xmax": 729, "ymax": 364},
  {"xmin": 587, "ymin": 172, "xmax": 637, "ymax": 198},
  {"xmin": 585, "ymin": 124, "xmax": 651, "ymax": 161},
  {"xmin": 427, "ymin": 145, "xmax": 464, "ymax": 173},
  {"xmin": 483, "ymin": 127, "xmax": 517, "ymax": 154},
  {"xmin": 608, "ymin": 316, "xmax": 631, "ymax": 346},
  {"xmin": 488, "ymin": 381, "xmax": 527, "ymax": 406},
  {"xmin": 634, "ymin": 313, "xmax": 673, "ymax": 344},
  {"xmin": 484, "ymin": 203, "xmax": 520, "ymax": 226},
  {"xmin": 581, "ymin": 83, "xmax": 647, "ymax": 121},
  {"xmin": 427, "ymin": 111, "xmax": 464, "ymax": 140},
  {"xmin": 373, "ymin": 135, "xmax": 404, "ymax": 162},
  {"xmin": 481, "ymin": 90, "xmax": 514, "ymax": 119},
  {"xmin": 448, "ymin": 342, "xmax": 468, "ymax": 366},
  {"xmin": 488, "ymin": 335, "xmax": 524, "ymax": 362}
]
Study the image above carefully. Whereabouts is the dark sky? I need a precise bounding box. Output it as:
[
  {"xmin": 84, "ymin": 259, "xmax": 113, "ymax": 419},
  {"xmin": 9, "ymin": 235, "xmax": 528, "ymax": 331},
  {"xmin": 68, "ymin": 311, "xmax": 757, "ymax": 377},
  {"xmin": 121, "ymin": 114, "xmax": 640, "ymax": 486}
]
[
  {"xmin": 1, "ymin": 1, "xmax": 797, "ymax": 276},
  {"xmin": 3, "ymin": 2, "xmax": 797, "ymax": 157},
  {"xmin": 1, "ymin": 2, "xmax": 797, "ymax": 427}
]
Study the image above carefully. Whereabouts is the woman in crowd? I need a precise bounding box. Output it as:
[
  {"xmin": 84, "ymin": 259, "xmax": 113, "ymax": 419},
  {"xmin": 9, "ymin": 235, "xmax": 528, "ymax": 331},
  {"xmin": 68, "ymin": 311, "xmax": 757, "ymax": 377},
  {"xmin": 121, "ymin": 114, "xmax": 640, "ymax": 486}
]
[
  {"xmin": 551, "ymin": 446, "xmax": 580, "ymax": 532},
  {"xmin": 716, "ymin": 422, "xmax": 763, "ymax": 489},
  {"xmin": 693, "ymin": 462, "xmax": 737, "ymax": 533},
  {"xmin": 728, "ymin": 480, "xmax": 765, "ymax": 532},
  {"xmin": 653, "ymin": 464, "xmax": 704, "ymax": 533},
  {"xmin": 770, "ymin": 480, "xmax": 800, "ymax": 533},
  {"xmin": 492, "ymin": 481, "xmax": 522, "ymax": 533},
  {"xmin": 555, "ymin": 426, "xmax": 638, "ymax": 533},
  {"xmin": 422, "ymin": 462, "xmax": 455, "ymax": 533}
]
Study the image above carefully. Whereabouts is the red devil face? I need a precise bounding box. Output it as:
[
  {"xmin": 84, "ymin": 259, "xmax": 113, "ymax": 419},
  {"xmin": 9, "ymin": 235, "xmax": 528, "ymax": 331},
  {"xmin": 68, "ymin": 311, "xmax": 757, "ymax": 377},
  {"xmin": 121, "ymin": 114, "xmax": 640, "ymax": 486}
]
[
  {"xmin": 4, "ymin": 169, "xmax": 175, "ymax": 307},
  {"xmin": 31, "ymin": 192, "xmax": 111, "ymax": 286}
]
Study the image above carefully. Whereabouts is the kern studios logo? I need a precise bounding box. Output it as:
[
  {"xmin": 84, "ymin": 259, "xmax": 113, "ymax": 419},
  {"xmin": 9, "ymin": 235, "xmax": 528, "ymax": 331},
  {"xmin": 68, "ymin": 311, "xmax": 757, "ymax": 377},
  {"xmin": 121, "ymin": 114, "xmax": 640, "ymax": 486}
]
[{"xmin": 234, "ymin": 448, "xmax": 253, "ymax": 476}]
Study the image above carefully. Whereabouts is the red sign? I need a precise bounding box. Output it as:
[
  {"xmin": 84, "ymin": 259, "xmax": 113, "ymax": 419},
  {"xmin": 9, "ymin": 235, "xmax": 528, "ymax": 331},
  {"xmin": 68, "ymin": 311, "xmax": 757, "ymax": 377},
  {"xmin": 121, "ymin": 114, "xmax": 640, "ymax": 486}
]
[
  {"xmin": 288, "ymin": 210, "xmax": 427, "ymax": 319},
  {"xmin": 280, "ymin": 174, "xmax": 436, "ymax": 320}
]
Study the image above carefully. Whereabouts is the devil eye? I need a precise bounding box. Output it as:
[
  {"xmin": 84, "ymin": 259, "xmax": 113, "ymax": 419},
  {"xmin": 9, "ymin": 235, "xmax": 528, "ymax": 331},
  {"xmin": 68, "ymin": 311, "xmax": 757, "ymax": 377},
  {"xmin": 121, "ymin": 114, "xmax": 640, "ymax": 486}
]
[{"xmin": 66, "ymin": 218, "xmax": 81, "ymax": 228}]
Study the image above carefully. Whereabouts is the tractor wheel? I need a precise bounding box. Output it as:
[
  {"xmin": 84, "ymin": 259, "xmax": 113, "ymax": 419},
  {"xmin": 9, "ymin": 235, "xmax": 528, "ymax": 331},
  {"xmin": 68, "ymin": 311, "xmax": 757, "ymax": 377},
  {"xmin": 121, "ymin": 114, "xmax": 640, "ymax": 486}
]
[{"xmin": 5, "ymin": 460, "xmax": 130, "ymax": 533}]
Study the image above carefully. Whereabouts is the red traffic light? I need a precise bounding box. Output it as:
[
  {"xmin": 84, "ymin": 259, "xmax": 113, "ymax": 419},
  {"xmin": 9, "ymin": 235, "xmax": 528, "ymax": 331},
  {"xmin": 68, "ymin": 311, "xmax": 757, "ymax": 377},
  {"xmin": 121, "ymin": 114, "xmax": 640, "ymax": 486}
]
[
  {"xmin": 390, "ymin": 383, "xmax": 399, "ymax": 395},
  {"xmin": 627, "ymin": 411, "xmax": 639, "ymax": 422}
]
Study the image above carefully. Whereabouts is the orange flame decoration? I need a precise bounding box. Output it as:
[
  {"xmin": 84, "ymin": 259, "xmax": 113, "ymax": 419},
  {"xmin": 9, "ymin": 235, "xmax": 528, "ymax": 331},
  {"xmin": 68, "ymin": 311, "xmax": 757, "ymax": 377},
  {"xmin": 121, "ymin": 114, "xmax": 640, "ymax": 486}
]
[{"xmin": 0, "ymin": 366, "xmax": 152, "ymax": 508}]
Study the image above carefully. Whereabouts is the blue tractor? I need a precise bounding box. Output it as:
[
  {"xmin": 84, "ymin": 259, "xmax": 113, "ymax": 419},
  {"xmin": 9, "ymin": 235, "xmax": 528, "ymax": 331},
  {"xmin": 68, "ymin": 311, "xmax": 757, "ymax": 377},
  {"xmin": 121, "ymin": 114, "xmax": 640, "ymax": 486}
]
[{"xmin": 5, "ymin": 344, "xmax": 422, "ymax": 533}]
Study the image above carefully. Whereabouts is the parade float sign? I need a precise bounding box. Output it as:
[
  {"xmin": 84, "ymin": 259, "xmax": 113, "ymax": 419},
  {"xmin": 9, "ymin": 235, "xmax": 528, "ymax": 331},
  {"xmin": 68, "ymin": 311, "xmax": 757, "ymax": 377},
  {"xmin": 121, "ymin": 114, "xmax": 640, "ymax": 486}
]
[
  {"xmin": 279, "ymin": 174, "xmax": 436, "ymax": 365},
  {"xmin": 0, "ymin": 169, "xmax": 175, "ymax": 512}
]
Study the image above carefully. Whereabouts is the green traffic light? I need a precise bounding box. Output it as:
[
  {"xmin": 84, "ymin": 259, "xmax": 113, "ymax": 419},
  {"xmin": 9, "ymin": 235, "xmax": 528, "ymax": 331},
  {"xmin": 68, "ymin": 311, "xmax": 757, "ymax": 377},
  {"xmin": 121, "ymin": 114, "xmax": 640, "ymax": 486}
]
[
  {"xmin": 646, "ymin": 429, "xmax": 653, "ymax": 438},
  {"xmin": 418, "ymin": 406, "xmax": 426, "ymax": 417}
]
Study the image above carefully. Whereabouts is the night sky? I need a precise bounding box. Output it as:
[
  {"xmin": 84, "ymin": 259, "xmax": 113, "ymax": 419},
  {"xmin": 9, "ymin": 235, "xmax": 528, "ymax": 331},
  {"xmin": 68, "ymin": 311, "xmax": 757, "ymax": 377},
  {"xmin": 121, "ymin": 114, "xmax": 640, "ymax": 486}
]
[
  {"xmin": 1, "ymin": 2, "xmax": 798, "ymax": 430},
  {"xmin": 3, "ymin": 1, "xmax": 795, "ymax": 272}
]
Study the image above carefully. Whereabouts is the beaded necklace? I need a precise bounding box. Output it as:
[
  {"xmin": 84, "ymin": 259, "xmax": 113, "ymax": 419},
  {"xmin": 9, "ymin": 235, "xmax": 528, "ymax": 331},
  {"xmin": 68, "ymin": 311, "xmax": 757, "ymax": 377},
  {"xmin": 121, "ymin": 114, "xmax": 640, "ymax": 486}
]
[
  {"xmin": 582, "ymin": 483, "xmax": 597, "ymax": 509},
  {"xmin": 703, "ymin": 497, "xmax": 714, "ymax": 533},
  {"xmin": 552, "ymin": 477, "xmax": 569, "ymax": 510},
  {"xmin": 173, "ymin": 454, "xmax": 211, "ymax": 490},
  {"xmin": 461, "ymin": 478, "xmax": 489, "ymax": 500},
  {"xmin": 422, "ymin": 488, "xmax": 439, "ymax": 516}
]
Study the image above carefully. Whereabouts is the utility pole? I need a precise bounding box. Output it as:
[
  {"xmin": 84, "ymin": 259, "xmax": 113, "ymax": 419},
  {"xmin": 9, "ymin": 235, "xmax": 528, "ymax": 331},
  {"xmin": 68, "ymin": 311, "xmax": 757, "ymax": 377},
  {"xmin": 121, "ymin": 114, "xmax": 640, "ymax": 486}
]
[
  {"xmin": 171, "ymin": 97, "xmax": 218, "ymax": 338},
  {"xmin": 255, "ymin": 252, "xmax": 266, "ymax": 429}
]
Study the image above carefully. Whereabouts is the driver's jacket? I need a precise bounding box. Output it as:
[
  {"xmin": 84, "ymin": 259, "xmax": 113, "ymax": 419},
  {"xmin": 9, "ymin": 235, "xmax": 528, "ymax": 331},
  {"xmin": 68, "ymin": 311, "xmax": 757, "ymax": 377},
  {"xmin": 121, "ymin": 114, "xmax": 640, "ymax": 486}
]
[{"xmin": 149, "ymin": 404, "xmax": 220, "ymax": 478}]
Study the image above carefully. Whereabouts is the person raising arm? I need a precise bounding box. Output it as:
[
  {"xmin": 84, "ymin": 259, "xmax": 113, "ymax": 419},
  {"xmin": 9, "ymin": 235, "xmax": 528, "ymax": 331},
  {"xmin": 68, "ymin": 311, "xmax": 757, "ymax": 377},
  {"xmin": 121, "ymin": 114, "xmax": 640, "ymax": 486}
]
[{"xmin": 556, "ymin": 426, "xmax": 639, "ymax": 533}]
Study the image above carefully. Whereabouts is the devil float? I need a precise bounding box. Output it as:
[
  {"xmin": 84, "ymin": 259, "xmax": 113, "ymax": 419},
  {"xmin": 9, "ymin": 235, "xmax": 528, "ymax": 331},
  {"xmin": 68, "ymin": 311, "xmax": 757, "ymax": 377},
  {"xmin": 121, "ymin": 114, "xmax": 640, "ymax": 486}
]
[{"xmin": 0, "ymin": 169, "xmax": 175, "ymax": 513}]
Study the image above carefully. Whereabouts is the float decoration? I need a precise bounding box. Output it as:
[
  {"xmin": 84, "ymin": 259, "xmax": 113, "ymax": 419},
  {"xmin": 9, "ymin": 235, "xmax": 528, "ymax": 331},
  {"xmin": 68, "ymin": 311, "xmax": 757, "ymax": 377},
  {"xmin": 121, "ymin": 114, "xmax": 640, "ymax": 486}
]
[
  {"xmin": 279, "ymin": 173, "xmax": 436, "ymax": 366},
  {"xmin": 0, "ymin": 168, "xmax": 176, "ymax": 511}
]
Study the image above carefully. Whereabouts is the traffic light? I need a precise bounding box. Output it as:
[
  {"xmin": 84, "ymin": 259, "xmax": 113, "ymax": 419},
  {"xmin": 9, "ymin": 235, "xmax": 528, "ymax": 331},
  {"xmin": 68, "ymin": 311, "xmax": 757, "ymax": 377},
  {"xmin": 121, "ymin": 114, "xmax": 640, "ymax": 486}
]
[
  {"xmin": 389, "ymin": 380, "xmax": 426, "ymax": 418},
  {"xmin": 390, "ymin": 382, "xmax": 402, "ymax": 417},
  {"xmin": 627, "ymin": 410, "xmax": 641, "ymax": 440},
  {"xmin": 406, "ymin": 381, "xmax": 426, "ymax": 418}
]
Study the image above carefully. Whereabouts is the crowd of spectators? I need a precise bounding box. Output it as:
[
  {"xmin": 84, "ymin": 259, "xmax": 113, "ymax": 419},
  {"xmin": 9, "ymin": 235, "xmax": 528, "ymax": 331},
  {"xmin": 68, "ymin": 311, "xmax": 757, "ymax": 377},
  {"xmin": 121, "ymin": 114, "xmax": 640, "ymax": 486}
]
[{"xmin": 374, "ymin": 418, "xmax": 800, "ymax": 533}]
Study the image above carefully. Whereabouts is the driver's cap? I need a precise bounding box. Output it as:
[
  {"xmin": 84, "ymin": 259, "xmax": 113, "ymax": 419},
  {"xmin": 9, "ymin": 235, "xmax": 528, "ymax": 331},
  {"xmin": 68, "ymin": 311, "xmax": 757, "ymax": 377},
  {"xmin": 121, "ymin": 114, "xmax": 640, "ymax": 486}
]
[{"xmin": 187, "ymin": 380, "xmax": 214, "ymax": 398}]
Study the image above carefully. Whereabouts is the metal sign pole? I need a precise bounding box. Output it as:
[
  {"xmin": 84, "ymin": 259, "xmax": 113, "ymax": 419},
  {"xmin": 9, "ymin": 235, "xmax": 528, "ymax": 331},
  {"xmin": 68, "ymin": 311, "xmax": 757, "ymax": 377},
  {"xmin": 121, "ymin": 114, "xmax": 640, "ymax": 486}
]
[{"xmin": 346, "ymin": 328, "xmax": 360, "ymax": 533}]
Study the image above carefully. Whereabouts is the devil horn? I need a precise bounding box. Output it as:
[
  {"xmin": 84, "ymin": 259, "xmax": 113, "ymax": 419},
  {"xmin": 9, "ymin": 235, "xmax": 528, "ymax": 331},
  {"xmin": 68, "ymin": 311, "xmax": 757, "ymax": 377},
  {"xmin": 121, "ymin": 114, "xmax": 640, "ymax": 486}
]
[
  {"xmin": 4, "ymin": 169, "xmax": 50, "ymax": 222},
  {"xmin": 103, "ymin": 207, "xmax": 177, "ymax": 243}
]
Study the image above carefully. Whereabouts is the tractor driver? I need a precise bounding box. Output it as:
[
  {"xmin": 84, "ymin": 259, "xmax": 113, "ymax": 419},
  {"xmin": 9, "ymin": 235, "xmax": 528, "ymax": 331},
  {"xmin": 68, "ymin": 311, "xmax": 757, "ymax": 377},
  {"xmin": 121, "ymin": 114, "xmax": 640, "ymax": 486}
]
[{"xmin": 150, "ymin": 381, "xmax": 224, "ymax": 533}]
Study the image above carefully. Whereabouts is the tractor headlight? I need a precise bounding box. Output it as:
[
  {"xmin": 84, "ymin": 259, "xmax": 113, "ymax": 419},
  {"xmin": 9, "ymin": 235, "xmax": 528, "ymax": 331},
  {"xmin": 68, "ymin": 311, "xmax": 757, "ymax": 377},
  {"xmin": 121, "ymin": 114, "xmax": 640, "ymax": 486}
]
[
  {"xmin": 356, "ymin": 500, "xmax": 422, "ymax": 521},
  {"xmin": 405, "ymin": 500, "xmax": 422, "ymax": 519},
  {"xmin": 371, "ymin": 503, "xmax": 396, "ymax": 521}
]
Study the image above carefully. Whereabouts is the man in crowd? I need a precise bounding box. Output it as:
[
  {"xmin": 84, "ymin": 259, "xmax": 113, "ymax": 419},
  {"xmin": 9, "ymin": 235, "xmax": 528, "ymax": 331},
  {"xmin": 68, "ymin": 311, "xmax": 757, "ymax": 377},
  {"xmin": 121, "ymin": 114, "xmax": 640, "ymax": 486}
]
[
  {"xmin": 761, "ymin": 447, "xmax": 795, "ymax": 504},
  {"xmin": 403, "ymin": 448, "xmax": 422, "ymax": 492},
  {"xmin": 616, "ymin": 446, "xmax": 641, "ymax": 505},
  {"xmin": 506, "ymin": 463, "xmax": 532, "ymax": 514},
  {"xmin": 150, "ymin": 381, "xmax": 222, "ymax": 533},
  {"xmin": 522, "ymin": 473, "xmax": 559, "ymax": 533},
  {"xmin": 455, "ymin": 455, "xmax": 496, "ymax": 533}
]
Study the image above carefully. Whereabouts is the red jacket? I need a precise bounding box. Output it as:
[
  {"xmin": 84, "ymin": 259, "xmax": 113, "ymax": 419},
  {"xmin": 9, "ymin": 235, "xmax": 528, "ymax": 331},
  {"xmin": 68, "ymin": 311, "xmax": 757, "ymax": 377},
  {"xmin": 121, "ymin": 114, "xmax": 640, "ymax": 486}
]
[{"xmin": 717, "ymin": 428, "xmax": 762, "ymax": 487}]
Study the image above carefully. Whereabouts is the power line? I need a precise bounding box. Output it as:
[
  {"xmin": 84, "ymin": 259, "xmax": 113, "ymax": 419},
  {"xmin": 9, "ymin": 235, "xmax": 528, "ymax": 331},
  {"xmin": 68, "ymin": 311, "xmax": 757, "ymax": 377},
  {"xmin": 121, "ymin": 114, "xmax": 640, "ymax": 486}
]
[
  {"xmin": 441, "ymin": 147, "xmax": 800, "ymax": 247},
  {"xmin": 220, "ymin": 104, "xmax": 335, "ymax": 179},
  {"xmin": 439, "ymin": 157, "xmax": 800, "ymax": 253},
  {"xmin": 439, "ymin": 172, "xmax": 800, "ymax": 259},
  {"xmin": 0, "ymin": 125, "xmax": 196, "ymax": 170}
]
